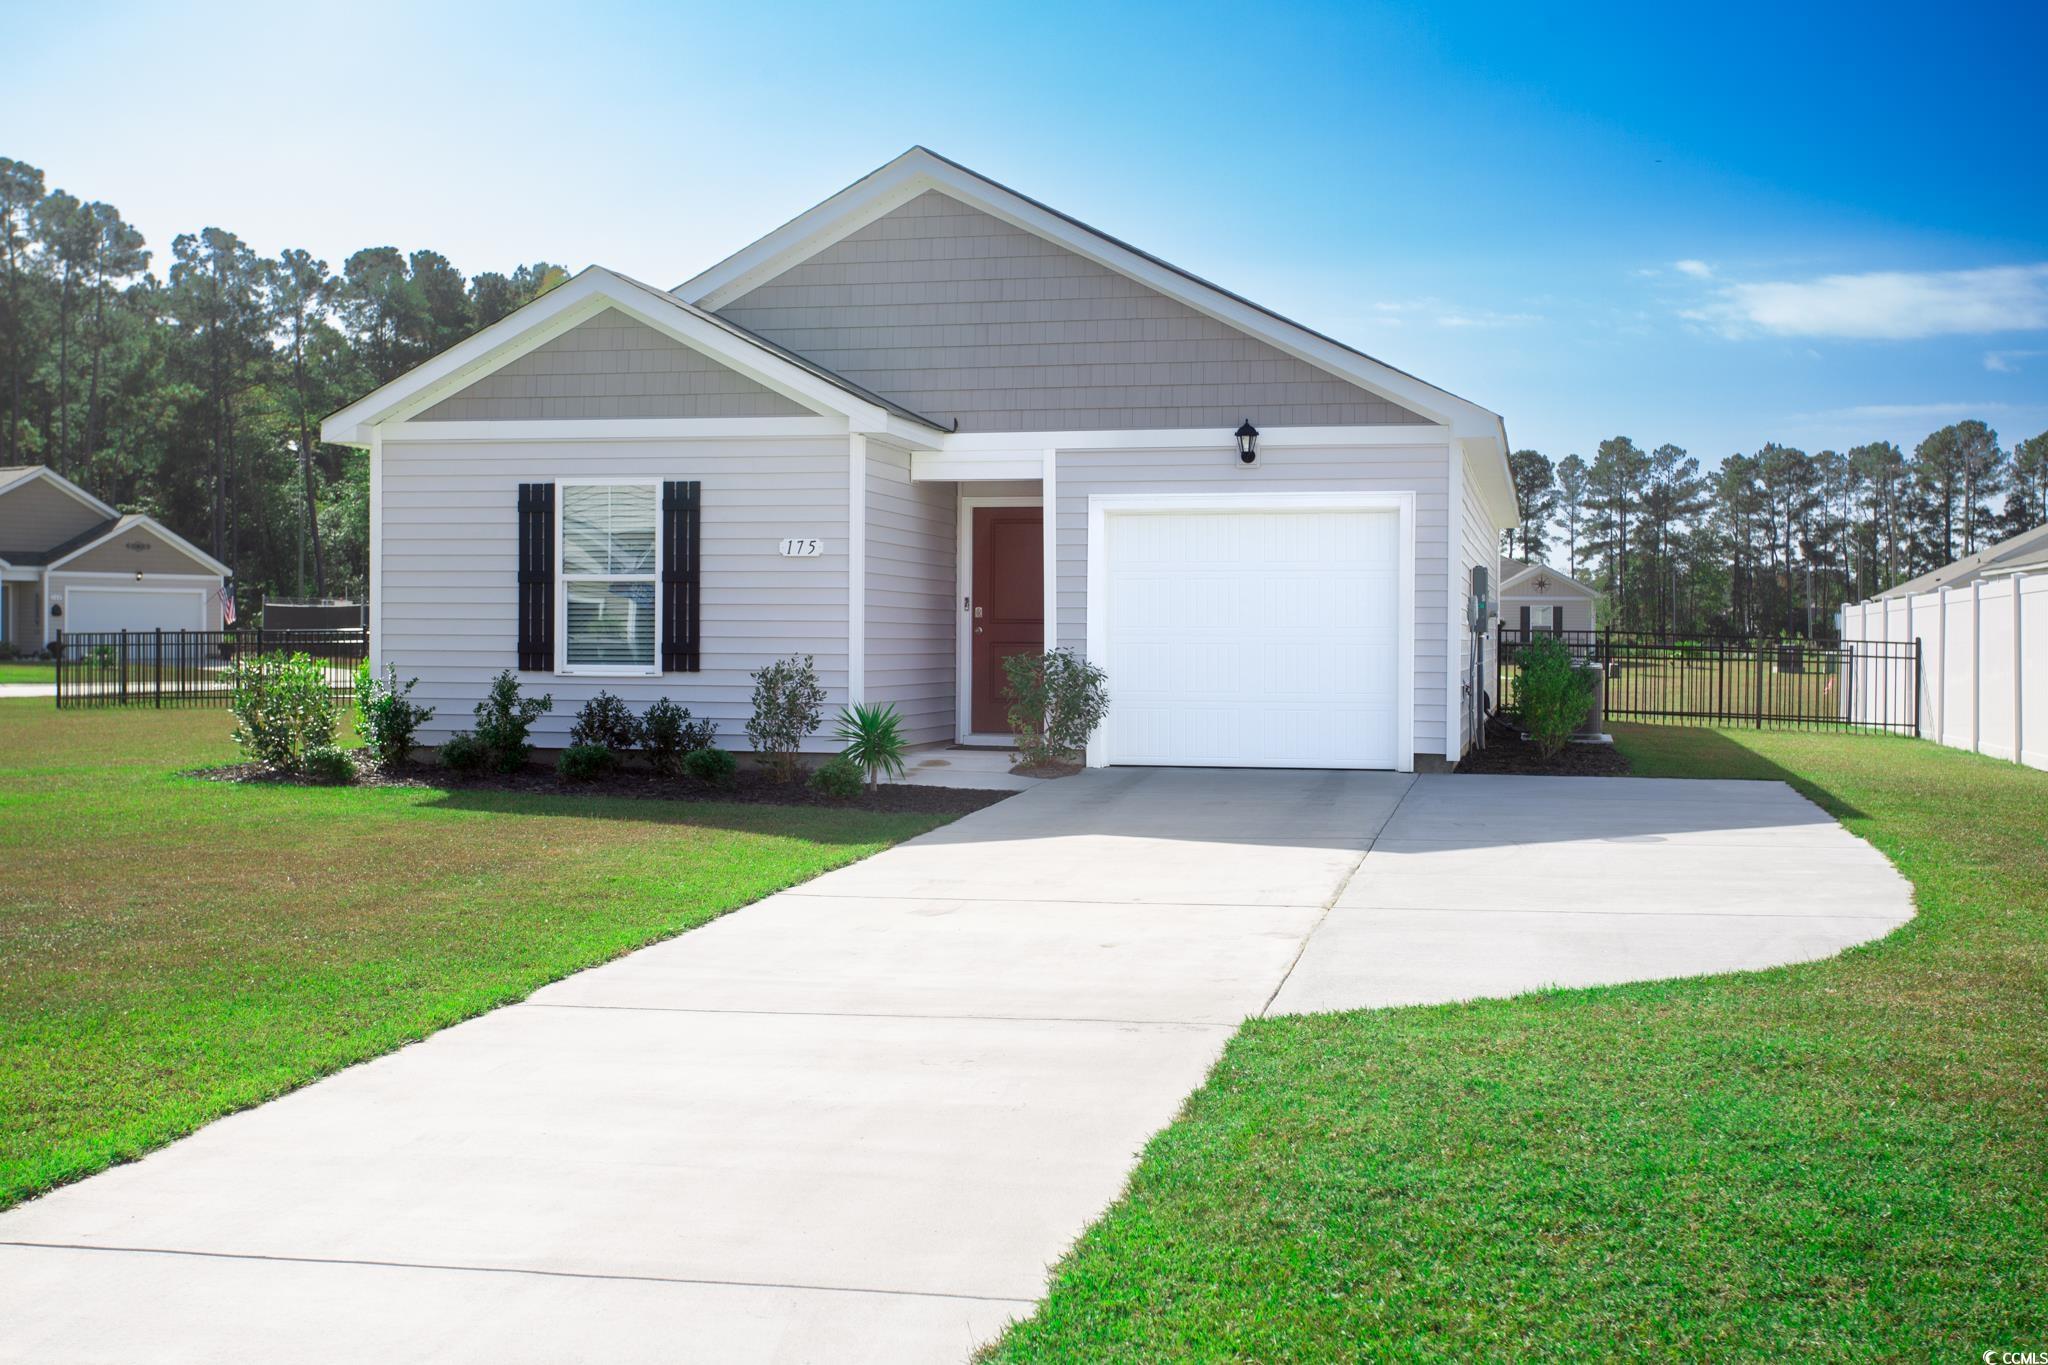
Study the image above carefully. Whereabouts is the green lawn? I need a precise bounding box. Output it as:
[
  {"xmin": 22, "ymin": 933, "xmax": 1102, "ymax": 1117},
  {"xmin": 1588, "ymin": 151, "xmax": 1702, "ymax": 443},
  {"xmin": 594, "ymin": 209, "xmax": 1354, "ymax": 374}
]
[
  {"xmin": 989, "ymin": 726, "xmax": 2048, "ymax": 1360},
  {"xmin": 0, "ymin": 661, "xmax": 54, "ymax": 684},
  {"xmin": 0, "ymin": 700, "xmax": 952, "ymax": 1210}
]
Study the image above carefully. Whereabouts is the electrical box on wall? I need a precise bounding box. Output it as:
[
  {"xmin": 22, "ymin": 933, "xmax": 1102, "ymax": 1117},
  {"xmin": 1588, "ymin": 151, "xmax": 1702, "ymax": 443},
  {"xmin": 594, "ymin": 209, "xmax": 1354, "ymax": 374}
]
[{"xmin": 1469, "ymin": 565, "xmax": 1491, "ymax": 633}]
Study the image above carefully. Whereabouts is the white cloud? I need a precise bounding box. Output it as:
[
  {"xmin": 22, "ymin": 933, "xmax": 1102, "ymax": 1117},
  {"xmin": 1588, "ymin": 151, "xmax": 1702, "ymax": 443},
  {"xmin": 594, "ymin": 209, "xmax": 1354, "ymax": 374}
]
[
  {"xmin": 1986, "ymin": 349, "xmax": 2048, "ymax": 373},
  {"xmin": 1807, "ymin": 401, "xmax": 2015, "ymax": 422},
  {"xmin": 1673, "ymin": 259, "xmax": 1713, "ymax": 279},
  {"xmin": 1436, "ymin": 309, "xmax": 1542, "ymax": 329},
  {"xmin": 1689, "ymin": 264, "xmax": 2048, "ymax": 340},
  {"xmin": 1371, "ymin": 297, "xmax": 1541, "ymax": 329}
]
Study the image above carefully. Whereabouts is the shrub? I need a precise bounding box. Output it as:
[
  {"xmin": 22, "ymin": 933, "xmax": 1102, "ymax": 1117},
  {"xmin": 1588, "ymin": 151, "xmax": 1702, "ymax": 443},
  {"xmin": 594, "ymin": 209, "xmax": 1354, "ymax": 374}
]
[
  {"xmin": 557, "ymin": 742, "xmax": 616, "ymax": 781},
  {"xmin": 353, "ymin": 662, "xmax": 435, "ymax": 770},
  {"xmin": 569, "ymin": 690, "xmax": 643, "ymax": 757},
  {"xmin": 227, "ymin": 652, "xmax": 339, "ymax": 771},
  {"xmin": 1003, "ymin": 648, "xmax": 1110, "ymax": 766},
  {"xmin": 682, "ymin": 745, "xmax": 738, "ymax": 785},
  {"xmin": 439, "ymin": 733, "xmax": 489, "ymax": 774},
  {"xmin": 833, "ymin": 700, "xmax": 908, "ymax": 792},
  {"xmin": 472, "ymin": 669, "xmax": 552, "ymax": 772},
  {"xmin": 808, "ymin": 754, "xmax": 864, "ymax": 800},
  {"xmin": 746, "ymin": 654, "xmax": 825, "ymax": 782},
  {"xmin": 1517, "ymin": 633, "xmax": 1595, "ymax": 758},
  {"xmin": 302, "ymin": 744, "xmax": 357, "ymax": 785},
  {"xmin": 641, "ymin": 697, "xmax": 717, "ymax": 776}
]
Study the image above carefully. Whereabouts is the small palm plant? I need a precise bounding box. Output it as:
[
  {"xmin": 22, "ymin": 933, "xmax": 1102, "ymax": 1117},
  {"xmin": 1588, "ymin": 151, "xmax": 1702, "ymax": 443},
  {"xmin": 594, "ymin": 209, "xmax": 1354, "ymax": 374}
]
[{"xmin": 834, "ymin": 700, "xmax": 908, "ymax": 792}]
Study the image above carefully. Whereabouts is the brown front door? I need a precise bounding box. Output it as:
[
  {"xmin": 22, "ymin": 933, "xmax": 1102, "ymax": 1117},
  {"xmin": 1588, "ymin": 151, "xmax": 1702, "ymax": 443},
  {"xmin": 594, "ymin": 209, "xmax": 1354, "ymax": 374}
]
[{"xmin": 970, "ymin": 505, "xmax": 1043, "ymax": 734}]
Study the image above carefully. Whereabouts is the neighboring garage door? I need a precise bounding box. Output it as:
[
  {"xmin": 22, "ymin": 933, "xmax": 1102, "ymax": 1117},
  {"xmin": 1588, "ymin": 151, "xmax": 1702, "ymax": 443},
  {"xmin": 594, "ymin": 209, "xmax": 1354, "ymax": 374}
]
[
  {"xmin": 63, "ymin": 586, "xmax": 207, "ymax": 634},
  {"xmin": 1098, "ymin": 503, "xmax": 1405, "ymax": 769}
]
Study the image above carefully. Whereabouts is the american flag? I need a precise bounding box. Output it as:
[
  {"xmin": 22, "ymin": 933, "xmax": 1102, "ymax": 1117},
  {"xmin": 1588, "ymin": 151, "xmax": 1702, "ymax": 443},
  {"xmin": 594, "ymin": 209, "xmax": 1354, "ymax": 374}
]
[{"xmin": 218, "ymin": 584, "xmax": 236, "ymax": 625}]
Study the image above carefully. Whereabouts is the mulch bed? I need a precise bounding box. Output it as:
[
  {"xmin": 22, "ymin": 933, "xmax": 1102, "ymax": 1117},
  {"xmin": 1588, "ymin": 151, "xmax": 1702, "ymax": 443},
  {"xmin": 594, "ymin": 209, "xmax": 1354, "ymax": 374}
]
[
  {"xmin": 190, "ymin": 757, "xmax": 1016, "ymax": 815},
  {"xmin": 1010, "ymin": 758, "xmax": 1084, "ymax": 779},
  {"xmin": 1453, "ymin": 716, "xmax": 1633, "ymax": 777}
]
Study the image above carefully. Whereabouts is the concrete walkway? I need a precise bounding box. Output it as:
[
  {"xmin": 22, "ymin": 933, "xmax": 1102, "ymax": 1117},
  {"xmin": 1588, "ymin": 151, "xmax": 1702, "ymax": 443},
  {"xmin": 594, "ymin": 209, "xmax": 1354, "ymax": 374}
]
[
  {"xmin": 0, "ymin": 770, "xmax": 1913, "ymax": 1364},
  {"xmin": 0, "ymin": 683, "xmax": 53, "ymax": 698}
]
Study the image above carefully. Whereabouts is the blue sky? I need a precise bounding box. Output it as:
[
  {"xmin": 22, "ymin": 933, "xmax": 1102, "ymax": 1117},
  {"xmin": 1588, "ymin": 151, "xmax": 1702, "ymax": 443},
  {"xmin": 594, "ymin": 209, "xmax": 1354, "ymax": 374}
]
[{"xmin": 12, "ymin": 0, "xmax": 2047, "ymax": 465}]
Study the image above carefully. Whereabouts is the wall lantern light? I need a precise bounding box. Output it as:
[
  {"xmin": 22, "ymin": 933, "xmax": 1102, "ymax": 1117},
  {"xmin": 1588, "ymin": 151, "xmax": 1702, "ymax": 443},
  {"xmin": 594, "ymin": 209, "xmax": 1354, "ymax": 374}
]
[
  {"xmin": 135, "ymin": 571, "xmax": 145, "ymax": 581},
  {"xmin": 1234, "ymin": 419, "xmax": 1259, "ymax": 466}
]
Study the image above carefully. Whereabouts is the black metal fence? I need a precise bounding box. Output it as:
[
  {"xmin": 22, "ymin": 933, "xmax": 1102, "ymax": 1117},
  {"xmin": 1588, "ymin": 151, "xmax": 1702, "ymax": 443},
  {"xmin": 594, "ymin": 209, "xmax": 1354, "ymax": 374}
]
[
  {"xmin": 1495, "ymin": 627, "xmax": 1921, "ymax": 733},
  {"xmin": 53, "ymin": 629, "xmax": 367, "ymax": 709}
]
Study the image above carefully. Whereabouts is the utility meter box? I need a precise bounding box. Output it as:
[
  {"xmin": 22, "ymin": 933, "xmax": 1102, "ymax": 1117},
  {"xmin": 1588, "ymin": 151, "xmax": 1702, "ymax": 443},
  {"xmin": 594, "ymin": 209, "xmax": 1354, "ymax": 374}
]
[{"xmin": 1468, "ymin": 565, "xmax": 1492, "ymax": 633}]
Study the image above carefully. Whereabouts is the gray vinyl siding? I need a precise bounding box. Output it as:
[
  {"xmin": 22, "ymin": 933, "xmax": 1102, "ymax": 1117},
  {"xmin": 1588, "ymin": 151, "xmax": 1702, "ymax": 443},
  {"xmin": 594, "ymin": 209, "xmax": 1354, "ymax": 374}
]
[
  {"xmin": 1054, "ymin": 442, "xmax": 1453, "ymax": 758},
  {"xmin": 717, "ymin": 190, "xmax": 1432, "ymax": 434},
  {"xmin": 416, "ymin": 308, "xmax": 811, "ymax": 422},
  {"xmin": 1454, "ymin": 464, "xmax": 1501, "ymax": 756},
  {"xmin": 0, "ymin": 477, "xmax": 107, "ymax": 555},
  {"xmin": 1504, "ymin": 590, "xmax": 1597, "ymax": 634},
  {"xmin": 864, "ymin": 447, "xmax": 956, "ymax": 745},
  {"xmin": 379, "ymin": 436, "xmax": 851, "ymax": 749}
]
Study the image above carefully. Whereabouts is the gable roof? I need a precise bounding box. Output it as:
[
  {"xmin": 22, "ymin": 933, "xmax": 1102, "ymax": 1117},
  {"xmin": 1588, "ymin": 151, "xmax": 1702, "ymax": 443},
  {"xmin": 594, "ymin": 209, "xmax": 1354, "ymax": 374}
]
[
  {"xmin": 45, "ymin": 512, "xmax": 232, "ymax": 577},
  {"xmin": 1879, "ymin": 521, "xmax": 2048, "ymax": 598},
  {"xmin": 321, "ymin": 267, "xmax": 951, "ymax": 447},
  {"xmin": 676, "ymin": 147, "xmax": 1515, "ymax": 522},
  {"xmin": 1499, "ymin": 561, "xmax": 1597, "ymax": 599},
  {"xmin": 0, "ymin": 464, "xmax": 121, "ymax": 524}
]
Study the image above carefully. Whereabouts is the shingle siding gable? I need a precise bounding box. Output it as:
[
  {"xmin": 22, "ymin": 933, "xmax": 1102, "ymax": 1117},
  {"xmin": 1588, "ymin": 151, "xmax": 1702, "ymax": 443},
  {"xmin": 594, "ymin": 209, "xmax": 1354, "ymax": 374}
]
[
  {"xmin": 416, "ymin": 308, "xmax": 811, "ymax": 421},
  {"xmin": 715, "ymin": 191, "xmax": 1432, "ymax": 433}
]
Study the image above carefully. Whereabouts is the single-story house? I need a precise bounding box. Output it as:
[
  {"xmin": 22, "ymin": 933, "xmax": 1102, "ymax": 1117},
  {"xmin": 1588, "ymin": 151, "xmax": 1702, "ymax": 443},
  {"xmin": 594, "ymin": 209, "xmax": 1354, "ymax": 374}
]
[
  {"xmin": 1878, "ymin": 522, "xmax": 2048, "ymax": 598},
  {"xmin": 1499, "ymin": 560, "xmax": 1599, "ymax": 633},
  {"xmin": 0, "ymin": 465, "xmax": 231, "ymax": 650},
  {"xmin": 322, "ymin": 148, "xmax": 1517, "ymax": 772}
]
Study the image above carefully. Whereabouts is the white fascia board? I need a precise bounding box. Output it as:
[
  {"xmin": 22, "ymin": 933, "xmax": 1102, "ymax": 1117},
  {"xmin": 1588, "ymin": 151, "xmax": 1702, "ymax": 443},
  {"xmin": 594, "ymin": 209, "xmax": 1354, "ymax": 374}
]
[
  {"xmin": 678, "ymin": 149, "xmax": 1503, "ymax": 441},
  {"xmin": 938, "ymin": 425, "xmax": 1451, "ymax": 453},
  {"xmin": 0, "ymin": 466, "xmax": 120, "ymax": 521},
  {"xmin": 47, "ymin": 515, "xmax": 232, "ymax": 578},
  {"xmin": 319, "ymin": 268, "xmax": 906, "ymax": 448},
  {"xmin": 914, "ymin": 426, "xmax": 1453, "ymax": 481},
  {"xmin": 1460, "ymin": 433, "xmax": 1519, "ymax": 532}
]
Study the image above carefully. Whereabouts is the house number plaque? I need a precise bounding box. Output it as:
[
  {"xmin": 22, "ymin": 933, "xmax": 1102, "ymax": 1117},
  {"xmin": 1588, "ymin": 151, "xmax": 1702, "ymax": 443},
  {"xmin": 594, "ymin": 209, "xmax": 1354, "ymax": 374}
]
[{"xmin": 778, "ymin": 538, "xmax": 823, "ymax": 558}]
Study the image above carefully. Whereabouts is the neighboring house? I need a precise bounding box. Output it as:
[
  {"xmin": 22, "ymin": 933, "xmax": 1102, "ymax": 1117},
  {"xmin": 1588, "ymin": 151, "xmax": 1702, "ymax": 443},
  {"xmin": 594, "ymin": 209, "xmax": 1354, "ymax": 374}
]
[
  {"xmin": 1500, "ymin": 561, "xmax": 1599, "ymax": 633},
  {"xmin": 0, "ymin": 466, "xmax": 230, "ymax": 651},
  {"xmin": 322, "ymin": 148, "xmax": 1517, "ymax": 772},
  {"xmin": 1878, "ymin": 522, "xmax": 2048, "ymax": 598}
]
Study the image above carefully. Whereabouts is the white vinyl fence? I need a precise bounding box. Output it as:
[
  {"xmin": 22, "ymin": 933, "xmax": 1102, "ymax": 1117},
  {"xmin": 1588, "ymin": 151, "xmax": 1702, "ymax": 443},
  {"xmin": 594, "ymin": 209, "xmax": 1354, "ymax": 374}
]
[{"xmin": 1839, "ymin": 570, "xmax": 2048, "ymax": 770}]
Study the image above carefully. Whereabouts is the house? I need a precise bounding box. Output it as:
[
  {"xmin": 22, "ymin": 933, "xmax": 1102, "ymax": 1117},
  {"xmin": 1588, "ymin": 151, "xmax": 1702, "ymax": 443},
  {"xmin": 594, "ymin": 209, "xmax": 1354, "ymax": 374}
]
[
  {"xmin": 1878, "ymin": 522, "xmax": 2048, "ymax": 599},
  {"xmin": 321, "ymin": 148, "xmax": 1517, "ymax": 772},
  {"xmin": 0, "ymin": 466, "xmax": 231, "ymax": 651},
  {"xmin": 1499, "ymin": 560, "xmax": 1599, "ymax": 633}
]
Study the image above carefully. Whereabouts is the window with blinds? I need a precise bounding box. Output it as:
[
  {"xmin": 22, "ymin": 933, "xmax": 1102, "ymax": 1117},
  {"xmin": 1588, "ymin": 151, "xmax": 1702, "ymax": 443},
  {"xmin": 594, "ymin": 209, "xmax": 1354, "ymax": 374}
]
[{"xmin": 559, "ymin": 483, "xmax": 659, "ymax": 672}]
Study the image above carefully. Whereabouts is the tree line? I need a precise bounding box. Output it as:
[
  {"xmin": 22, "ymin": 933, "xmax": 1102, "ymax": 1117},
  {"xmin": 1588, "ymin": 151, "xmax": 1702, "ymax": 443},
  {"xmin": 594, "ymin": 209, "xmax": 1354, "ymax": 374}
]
[
  {"xmin": 1505, "ymin": 421, "xmax": 2048, "ymax": 637},
  {"xmin": 7, "ymin": 152, "xmax": 2045, "ymax": 638},
  {"xmin": 0, "ymin": 154, "xmax": 569, "ymax": 605}
]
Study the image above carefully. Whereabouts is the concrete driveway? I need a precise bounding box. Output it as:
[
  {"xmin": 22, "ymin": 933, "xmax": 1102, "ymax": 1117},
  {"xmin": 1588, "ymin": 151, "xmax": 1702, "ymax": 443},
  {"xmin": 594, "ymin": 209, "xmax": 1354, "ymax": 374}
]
[{"xmin": 0, "ymin": 769, "xmax": 1912, "ymax": 1364}]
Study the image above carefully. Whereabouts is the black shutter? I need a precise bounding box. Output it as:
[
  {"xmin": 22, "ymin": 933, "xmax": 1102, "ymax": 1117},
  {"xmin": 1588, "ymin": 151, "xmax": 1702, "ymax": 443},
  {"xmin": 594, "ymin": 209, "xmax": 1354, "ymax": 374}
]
[
  {"xmin": 1552, "ymin": 605, "xmax": 1564, "ymax": 632},
  {"xmin": 517, "ymin": 483, "xmax": 555, "ymax": 671},
  {"xmin": 662, "ymin": 481, "xmax": 701, "ymax": 672},
  {"xmin": 1519, "ymin": 605, "xmax": 1530, "ymax": 634}
]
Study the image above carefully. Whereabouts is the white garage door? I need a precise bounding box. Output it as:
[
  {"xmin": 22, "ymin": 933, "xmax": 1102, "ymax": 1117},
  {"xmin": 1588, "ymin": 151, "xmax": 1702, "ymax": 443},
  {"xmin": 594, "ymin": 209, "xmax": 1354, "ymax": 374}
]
[
  {"xmin": 1101, "ymin": 505, "xmax": 1403, "ymax": 769},
  {"xmin": 64, "ymin": 587, "xmax": 207, "ymax": 634}
]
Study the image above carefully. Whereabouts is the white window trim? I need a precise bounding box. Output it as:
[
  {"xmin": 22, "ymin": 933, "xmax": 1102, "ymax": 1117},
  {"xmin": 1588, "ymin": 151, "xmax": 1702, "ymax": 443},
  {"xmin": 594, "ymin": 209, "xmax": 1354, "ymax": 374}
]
[
  {"xmin": 955, "ymin": 493, "xmax": 1045, "ymax": 743},
  {"xmin": 1083, "ymin": 490, "xmax": 1417, "ymax": 772},
  {"xmin": 554, "ymin": 478, "xmax": 663, "ymax": 678}
]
